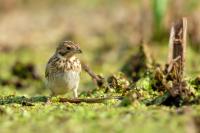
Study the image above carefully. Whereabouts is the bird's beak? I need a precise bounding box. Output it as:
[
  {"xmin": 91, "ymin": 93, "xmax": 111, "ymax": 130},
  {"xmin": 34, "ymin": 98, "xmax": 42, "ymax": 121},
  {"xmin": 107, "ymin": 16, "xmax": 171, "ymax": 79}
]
[{"xmin": 77, "ymin": 49, "xmax": 82, "ymax": 53}]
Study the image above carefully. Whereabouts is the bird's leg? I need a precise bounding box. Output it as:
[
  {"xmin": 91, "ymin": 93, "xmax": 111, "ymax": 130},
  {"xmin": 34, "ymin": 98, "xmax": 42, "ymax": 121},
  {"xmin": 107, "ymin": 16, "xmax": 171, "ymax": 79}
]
[{"xmin": 73, "ymin": 88, "xmax": 78, "ymax": 98}]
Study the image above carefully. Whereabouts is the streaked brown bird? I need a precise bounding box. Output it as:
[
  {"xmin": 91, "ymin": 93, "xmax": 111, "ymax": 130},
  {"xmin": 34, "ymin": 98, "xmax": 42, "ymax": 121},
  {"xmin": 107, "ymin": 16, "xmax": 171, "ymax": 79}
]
[{"xmin": 45, "ymin": 41, "xmax": 82, "ymax": 98}]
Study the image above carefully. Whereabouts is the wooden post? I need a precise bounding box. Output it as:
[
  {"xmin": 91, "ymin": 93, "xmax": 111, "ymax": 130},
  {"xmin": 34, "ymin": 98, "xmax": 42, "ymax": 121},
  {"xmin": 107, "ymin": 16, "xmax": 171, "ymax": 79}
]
[{"xmin": 168, "ymin": 18, "xmax": 187, "ymax": 77}]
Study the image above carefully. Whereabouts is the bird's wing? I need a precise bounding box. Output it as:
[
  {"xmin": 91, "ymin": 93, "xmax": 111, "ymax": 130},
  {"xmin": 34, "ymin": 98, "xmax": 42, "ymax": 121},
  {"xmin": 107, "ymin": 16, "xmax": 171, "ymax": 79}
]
[
  {"xmin": 45, "ymin": 56, "xmax": 57, "ymax": 78},
  {"xmin": 45, "ymin": 65, "xmax": 49, "ymax": 78}
]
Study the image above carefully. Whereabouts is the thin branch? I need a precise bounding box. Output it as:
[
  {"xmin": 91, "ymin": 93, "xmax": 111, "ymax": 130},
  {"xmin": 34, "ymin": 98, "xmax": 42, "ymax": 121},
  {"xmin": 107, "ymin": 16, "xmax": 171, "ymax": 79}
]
[{"xmin": 81, "ymin": 61, "xmax": 105, "ymax": 87}]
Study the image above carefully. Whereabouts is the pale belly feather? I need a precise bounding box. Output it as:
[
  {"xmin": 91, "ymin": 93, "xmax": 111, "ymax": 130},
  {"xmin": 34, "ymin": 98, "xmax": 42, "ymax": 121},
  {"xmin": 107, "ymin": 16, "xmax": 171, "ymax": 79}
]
[{"xmin": 47, "ymin": 71, "xmax": 80, "ymax": 95}]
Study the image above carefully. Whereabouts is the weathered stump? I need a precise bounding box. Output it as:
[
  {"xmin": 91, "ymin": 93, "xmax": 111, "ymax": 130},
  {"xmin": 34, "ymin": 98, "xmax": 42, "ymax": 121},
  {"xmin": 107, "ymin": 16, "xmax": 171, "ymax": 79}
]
[
  {"xmin": 168, "ymin": 17, "xmax": 187, "ymax": 76},
  {"xmin": 167, "ymin": 18, "xmax": 188, "ymax": 98}
]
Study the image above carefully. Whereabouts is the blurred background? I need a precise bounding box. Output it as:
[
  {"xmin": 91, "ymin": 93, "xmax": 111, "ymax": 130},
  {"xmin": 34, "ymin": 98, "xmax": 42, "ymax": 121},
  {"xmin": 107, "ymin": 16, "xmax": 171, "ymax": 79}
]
[{"xmin": 0, "ymin": 0, "xmax": 200, "ymax": 95}]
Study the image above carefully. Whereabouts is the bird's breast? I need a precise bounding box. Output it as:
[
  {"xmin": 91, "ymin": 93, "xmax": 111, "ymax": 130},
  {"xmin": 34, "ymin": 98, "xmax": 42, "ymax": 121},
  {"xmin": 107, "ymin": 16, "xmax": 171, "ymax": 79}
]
[
  {"xmin": 63, "ymin": 71, "xmax": 80, "ymax": 84},
  {"xmin": 47, "ymin": 70, "xmax": 80, "ymax": 91}
]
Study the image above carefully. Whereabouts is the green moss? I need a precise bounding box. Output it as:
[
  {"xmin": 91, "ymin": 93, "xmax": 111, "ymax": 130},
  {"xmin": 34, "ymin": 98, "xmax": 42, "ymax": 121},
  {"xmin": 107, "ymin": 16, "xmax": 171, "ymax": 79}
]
[{"xmin": 0, "ymin": 2, "xmax": 200, "ymax": 132}]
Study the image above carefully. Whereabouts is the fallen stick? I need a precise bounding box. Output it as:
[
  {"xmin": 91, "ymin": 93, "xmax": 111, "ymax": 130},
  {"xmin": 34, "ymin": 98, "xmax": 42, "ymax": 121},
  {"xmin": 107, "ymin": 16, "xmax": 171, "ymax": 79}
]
[
  {"xmin": 0, "ymin": 96, "xmax": 123, "ymax": 105},
  {"xmin": 58, "ymin": 96, "xmax": 123, "ymax": 104}
]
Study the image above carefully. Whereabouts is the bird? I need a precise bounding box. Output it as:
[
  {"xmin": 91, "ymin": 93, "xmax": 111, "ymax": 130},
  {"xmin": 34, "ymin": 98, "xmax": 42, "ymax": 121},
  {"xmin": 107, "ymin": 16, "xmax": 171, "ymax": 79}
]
[{"xmin": 45, "ymin": 41, "xmax": 82, "ymax": 98}]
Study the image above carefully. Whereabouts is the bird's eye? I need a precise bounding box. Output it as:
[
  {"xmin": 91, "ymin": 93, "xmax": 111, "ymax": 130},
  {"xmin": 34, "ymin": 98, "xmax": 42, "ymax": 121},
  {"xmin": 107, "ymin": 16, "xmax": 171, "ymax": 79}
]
[{"xmin": 66, "ymin": 47, "xmax": 71, "ymax": 50}]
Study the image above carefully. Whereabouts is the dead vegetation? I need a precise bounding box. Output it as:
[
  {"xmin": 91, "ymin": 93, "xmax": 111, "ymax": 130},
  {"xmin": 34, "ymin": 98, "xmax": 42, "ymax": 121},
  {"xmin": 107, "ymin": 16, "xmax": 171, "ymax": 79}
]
[
  {"xmin": 121, "ymin": 44, "xmax": 153, "ymax": 82},
  {"xmin": 118, "ymin": 18, "xmax": 199, "ymax": 107}
]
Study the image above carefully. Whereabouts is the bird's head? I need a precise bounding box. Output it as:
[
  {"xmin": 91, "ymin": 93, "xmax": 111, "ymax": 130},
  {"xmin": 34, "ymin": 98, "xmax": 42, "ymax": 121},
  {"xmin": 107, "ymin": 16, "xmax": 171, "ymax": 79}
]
[{"xmin": 56, "ymin": 41, "xmax": 82, "ymax": 57}]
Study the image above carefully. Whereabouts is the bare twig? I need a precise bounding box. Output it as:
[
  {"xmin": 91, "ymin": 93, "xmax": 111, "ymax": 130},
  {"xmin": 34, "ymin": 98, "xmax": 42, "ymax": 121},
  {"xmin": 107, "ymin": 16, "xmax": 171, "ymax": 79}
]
[
  {"xmin": 58, "ymin": 96, "xmax": 123, "ymax": 104},
  {"xmin": 167, "ymin": 55, "xmax": 181, "ymax": 73},
  {"xmin": 81, "ymin": 61, "xmax": 105, "ymax": 87}
]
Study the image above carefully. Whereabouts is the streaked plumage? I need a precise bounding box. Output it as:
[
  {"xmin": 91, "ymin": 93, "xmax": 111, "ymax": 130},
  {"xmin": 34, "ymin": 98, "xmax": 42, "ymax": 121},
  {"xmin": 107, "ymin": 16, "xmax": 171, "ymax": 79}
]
[{"xmin": 45, "ymin": 41, "xmax": 82, "ymax": 98}]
